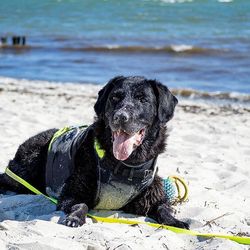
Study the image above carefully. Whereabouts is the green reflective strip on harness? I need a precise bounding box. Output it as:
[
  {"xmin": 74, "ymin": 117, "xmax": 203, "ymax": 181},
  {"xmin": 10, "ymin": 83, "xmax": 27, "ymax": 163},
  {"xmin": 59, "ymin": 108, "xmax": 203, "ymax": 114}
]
[
  {"xmin": 48, "ymin": 126, "xmax": 89, "ymax": 152},
  {"xmin": 5, "ymin": 167, "xmax": 58, "ymax": 205},
  {"xmin": 48, "ymin": 126, "xmax": 71, "ymax": 152},
  {"xmin": 4, "ymin": 168, "xmax": 250, "ymax": 245},
  {"xmin": 48, "ymin": 126, "xmax": 105, "ymax": 159},
  {"xmin": 94, "ymin": 139, "xmax": 105, "ymax": 159}
]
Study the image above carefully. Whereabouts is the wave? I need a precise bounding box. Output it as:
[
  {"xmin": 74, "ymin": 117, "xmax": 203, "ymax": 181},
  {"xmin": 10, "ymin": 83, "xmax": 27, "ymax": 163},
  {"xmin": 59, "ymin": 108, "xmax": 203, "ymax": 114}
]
[
  {"xmin": 158, "ymin": 0, "xmax": 233, "ymax": 3},
  {"xmin": 172, "ymin": 88, "xmax": 250, "ymax": 103},
  {"xmin": 218, "ymin": 0, "xmax": 233, "ymax": 3},
  {"xmin": 159, "ymin": 0, "xmax": 193, "ymax": 3},
  {"xmin": 0, "ymin": 43, "xmax": 229, "ymax": 55},
  {"xmin": 61, "ymin": 44, "xmax": 225, "ymax": 55}
]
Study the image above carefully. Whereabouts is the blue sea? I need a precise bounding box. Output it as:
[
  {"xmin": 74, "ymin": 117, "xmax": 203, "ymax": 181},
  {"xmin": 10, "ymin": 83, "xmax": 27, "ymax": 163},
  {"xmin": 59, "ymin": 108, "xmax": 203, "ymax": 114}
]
[{"xmin": 0, "ymin": 0, "xmax": 250, "ymax": 99}]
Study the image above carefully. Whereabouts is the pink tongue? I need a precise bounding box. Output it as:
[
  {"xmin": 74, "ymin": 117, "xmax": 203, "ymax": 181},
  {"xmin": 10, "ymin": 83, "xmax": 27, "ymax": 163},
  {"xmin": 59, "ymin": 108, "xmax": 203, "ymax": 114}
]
[{"xmin": 113, "ymin": 131, "xmax": 141, "ymax": 161}]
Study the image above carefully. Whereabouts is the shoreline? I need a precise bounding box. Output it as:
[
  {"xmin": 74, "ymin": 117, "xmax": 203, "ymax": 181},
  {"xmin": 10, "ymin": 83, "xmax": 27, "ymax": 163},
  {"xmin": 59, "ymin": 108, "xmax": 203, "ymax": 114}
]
[
  {"xmin": 1, "ymin": 76, "xmax": 250, "ymax": 107},
  {"xmin": 0, "ymin": 78, "xmax": 250, "ymax": 249}
]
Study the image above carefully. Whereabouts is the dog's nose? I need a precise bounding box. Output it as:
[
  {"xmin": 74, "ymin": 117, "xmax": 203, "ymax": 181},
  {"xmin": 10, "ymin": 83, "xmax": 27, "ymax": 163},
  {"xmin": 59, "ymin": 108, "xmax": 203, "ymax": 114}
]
[{"xmin": 114, "ymin": 111, "xmax": 129, "ymax": 124}]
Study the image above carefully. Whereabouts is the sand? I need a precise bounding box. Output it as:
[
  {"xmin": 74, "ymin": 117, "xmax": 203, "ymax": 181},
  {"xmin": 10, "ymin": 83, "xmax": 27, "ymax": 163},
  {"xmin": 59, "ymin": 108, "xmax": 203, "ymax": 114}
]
[{"xmin": 0, "ymin": 77, "xmax": 249, "ymax": 250}]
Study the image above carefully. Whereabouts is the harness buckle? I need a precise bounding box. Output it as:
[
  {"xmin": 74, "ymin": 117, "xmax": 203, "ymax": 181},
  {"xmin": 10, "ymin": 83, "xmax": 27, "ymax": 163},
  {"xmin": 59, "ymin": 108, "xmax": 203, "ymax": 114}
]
[
  {"xmin": 128, "ymin": 168, "xmax": 135, "ymax": 181},
  {"xmin": 114, "ymin": 165, "xmax": 120, "ymax": 175},
  {"xmin": 144, "ymin": 170, "xmax": 152, "ymax": 179}
]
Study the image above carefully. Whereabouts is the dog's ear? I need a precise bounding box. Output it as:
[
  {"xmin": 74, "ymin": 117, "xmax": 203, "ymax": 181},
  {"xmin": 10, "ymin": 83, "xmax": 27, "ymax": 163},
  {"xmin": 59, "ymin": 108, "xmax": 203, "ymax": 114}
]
[
  {"xmin": 94, "ymin": 76, "xmax": 125, "ymax": 117},
  {"xmin": 150, "ymin": 80, "xmax": 178, "ymax": 124}
]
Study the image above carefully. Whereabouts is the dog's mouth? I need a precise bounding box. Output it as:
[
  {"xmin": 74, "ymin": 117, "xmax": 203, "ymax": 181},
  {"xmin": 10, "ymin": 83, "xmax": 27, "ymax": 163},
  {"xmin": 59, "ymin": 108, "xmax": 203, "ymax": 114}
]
[{"xmin": 112, "ymin": 128, "xmax": 145, "ymax": 161}]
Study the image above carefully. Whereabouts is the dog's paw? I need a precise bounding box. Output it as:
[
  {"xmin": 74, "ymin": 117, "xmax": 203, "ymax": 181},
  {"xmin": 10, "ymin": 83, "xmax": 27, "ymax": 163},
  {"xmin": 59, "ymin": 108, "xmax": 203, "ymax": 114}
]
[
  {"xmin": 156, "ymin": 204, "xmax": 190, "ymax": 230},
  {"xmin": 62, "ymin": 203, "xmax": 88, "ymax": 227},
  {"xmin": 159, "ymin": 217, "xmax": 190, "ymax": 229},
  {"xmin": 171, "ymin": 219, "xmax": 190, "ymax": 230},
  {"xmin": 63, "ymin": 215, "xmax": 86, "ymax": 227}
]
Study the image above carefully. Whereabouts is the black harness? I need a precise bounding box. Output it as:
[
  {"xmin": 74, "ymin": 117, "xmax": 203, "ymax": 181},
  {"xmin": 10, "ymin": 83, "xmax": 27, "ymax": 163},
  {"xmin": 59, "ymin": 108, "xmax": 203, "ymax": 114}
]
[
  {"xmin": 46, "ymin": 126, "xmax": 158, "ymax": 210},
  {"xmin": 46, "ymin": 125, "xmax": 89, "ymax": 198}
]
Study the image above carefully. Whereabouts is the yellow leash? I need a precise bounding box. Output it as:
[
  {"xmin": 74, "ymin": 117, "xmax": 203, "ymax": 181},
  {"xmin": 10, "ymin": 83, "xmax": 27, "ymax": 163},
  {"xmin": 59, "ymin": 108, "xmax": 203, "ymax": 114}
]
[
  {"xmin": 5, "ymin": 167, "xmax": 58, "ymax": 204},
  {"xmin": 4, "ymin": 167, "xmax": 250, "ymax": 245},
  {"xmin": 87, "ymin": 214, "xmax": 250, "ymax": 245}
]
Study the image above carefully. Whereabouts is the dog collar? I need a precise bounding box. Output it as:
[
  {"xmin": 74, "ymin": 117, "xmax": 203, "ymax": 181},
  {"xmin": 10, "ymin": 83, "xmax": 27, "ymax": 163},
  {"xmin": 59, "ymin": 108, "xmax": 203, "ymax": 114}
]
[
  {"xmin": 113, "ymin": 157, "xmax": 158, "ymax": 182},
  {"xmin": 93, "ymin": 133, "xmax": 157, "ymax": 182}
]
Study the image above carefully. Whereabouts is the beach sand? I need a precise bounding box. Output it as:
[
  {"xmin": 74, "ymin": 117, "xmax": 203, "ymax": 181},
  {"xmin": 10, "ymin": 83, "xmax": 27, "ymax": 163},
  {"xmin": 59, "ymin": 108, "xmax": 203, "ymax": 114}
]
[{"xmin": 0, "ymin": 77, "xmax": 249, "ymax": 250}]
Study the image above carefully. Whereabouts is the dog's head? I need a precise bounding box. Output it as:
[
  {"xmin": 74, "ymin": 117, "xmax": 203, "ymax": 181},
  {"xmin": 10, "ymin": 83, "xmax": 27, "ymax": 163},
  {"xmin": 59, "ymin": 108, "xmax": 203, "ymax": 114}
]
[{"xmin": 94, "ymin": 76, "xmax": 178, "ymax": 161}]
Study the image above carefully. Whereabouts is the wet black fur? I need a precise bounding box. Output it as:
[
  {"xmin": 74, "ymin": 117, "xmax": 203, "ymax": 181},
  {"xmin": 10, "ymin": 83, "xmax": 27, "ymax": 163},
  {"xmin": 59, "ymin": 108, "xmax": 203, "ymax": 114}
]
[{"xmin": 0, "ymin": 76, "xmax": 189, "ymax": 229}]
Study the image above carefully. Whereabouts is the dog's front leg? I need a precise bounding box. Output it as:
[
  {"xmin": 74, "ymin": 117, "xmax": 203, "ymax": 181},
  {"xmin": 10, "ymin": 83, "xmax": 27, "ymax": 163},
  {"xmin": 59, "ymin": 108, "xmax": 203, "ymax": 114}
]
[
  {"xmin": 123, "ymin": 176, "xmax": 189, "ymax": 229},
  {"xmin": 57, "ymin": 198, "xmax": 89, "ymax": 227}
]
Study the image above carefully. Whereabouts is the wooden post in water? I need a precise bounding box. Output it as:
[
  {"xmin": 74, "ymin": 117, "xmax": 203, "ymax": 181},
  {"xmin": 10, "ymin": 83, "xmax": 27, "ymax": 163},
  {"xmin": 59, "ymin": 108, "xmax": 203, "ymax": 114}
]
[
  {"xmin": 22, "ymin": 36, "xmax": 26, "ymax": 46},
  {"xmin": 12, "ymin": 36, "xmax": 17, "ymax": 45},
  {"xmin": 11, "ymin": 36, "xmax": 26, "ymax": 46},
  {"xmin": 16, "ymin": 36, "xmax": 21, "ymax": 45},
  {"xmin": 1, "ymin": 37, "xmax": 8, "ymax": 45}
]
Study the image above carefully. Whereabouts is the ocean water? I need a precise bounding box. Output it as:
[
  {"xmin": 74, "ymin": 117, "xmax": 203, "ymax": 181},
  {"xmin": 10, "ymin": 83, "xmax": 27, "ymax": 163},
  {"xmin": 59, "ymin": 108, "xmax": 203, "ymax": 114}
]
[{"xmin": 0, "ymin": 0, "xmax": 250, "ymax": 97}]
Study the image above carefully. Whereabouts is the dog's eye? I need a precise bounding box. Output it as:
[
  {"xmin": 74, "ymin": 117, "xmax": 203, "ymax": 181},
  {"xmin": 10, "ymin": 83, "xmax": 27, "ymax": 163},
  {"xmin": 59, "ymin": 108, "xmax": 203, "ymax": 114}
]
[
  {"xmin": 135, "ymin": 95, "xmax": 147, "ymax": 103},
  {"xmin": 111, "ymin": 96, "xmax": 120, "ymax": 102}
]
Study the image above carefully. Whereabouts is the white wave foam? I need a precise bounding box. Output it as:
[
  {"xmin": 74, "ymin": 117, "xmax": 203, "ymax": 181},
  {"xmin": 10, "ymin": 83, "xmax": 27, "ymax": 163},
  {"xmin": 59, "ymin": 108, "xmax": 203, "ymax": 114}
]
[
  {"xmin": 105, "ymin": 45, "xmax": 120, "ymax": 49},
  {"xmin": 159, "ymin": 0, "xmax": 233, "ymax": 3},
  {"xmin": 218, "ymin": 0, "xmax": 233, "ymax": 2},
  {"xmin": 160, "ymin": 0, "xmax": 193, "ymax": 3},
  {"xmin": 172, "ymin": 88, "xmax": 250, "ymax": 104},
  {"xmin": 170, "ymin": 44, "xmax": 193, "ymax": 52}
]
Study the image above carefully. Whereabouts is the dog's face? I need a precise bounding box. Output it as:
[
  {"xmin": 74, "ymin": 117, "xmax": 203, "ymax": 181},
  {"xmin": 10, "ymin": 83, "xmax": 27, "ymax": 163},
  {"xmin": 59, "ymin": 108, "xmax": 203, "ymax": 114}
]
[
  {"xmin": 105, "ymin": 78, "xmax": 157, "ymax": 161},
  {"xmin": 94, "ymin": 76, "xmax": 178, "ymax": 161}
]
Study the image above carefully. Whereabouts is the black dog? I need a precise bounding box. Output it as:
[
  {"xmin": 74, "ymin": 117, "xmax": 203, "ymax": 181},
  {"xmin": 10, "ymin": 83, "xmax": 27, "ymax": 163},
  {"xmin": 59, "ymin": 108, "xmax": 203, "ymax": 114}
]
[{"xmin": 0, "ymin": 76, "xmax": 189, "ymax": 229}]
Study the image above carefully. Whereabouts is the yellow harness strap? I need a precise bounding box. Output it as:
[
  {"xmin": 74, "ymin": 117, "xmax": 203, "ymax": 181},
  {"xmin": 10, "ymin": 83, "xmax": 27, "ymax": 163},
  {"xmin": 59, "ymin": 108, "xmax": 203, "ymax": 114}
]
[{"xmin": 4, "ymin": 167, "xmax": 250, "ymax": 245}]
